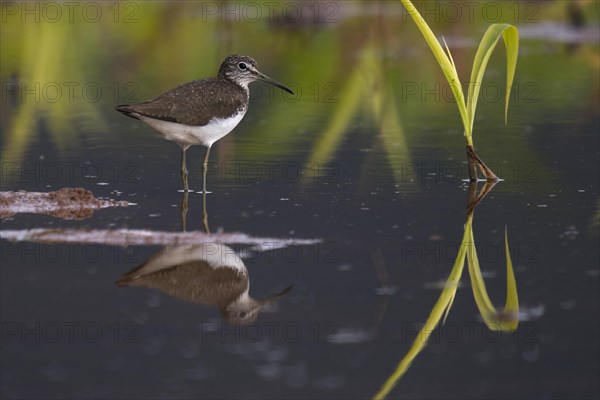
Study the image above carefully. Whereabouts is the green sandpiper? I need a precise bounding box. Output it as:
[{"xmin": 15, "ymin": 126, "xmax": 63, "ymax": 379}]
[{"xmin": 115, "ymin": 54, "xmax": 293, "ymax": 193}]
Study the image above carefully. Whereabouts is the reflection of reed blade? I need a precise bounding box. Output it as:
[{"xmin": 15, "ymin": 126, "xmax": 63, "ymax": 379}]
[
  {"xmin": 374, "ymin": 181, "xmax": 520, "ymax": 400},
  {"xmin": 116, "ymin": 244, "xmax": 292, "ymax": 325},
  {"xmin": 466, "ymin": 179, "xmax": 498, "ymax": 215}
]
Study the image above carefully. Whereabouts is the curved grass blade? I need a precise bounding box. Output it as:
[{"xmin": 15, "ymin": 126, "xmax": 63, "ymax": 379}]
[
  {"xmin": 399, "ymin": 0, "xmax": 469, "ymax": 137},
  {"xmin": 466, "ymin": 24, "xmax": 519, "ymax": 138},
  {"xmin": 375, "ymin": 213, "xmax": 520, "ymax": 399},
  {"xmin": 466, "ymin": 224, "xmax": 519, "ymax": 331},
  {"xmin": 373, "ymin": 223, "xmax": 469, "ymax": 400},
  {"xmin": 442, "ymin": 36, "xmax": 458, "ymax": 74}
]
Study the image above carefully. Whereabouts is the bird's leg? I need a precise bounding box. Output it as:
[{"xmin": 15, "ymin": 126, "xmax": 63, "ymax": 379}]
[
  {"xmin": 181, "ymin": 146, "xmax": 189, "ymax": 192},
  {"xmin": 202, "ymin": 145, "xmax": 212, "ymax": 194}
]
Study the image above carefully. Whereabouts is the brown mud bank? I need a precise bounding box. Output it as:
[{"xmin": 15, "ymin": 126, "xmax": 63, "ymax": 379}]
[{"xmin": 0, "ymin": 187, "xmax": 129, "ymax": 220}]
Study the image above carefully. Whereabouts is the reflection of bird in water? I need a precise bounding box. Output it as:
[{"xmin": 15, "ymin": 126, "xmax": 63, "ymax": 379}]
[{"xmin": 116, "ymin": 244, "xmax": 291, "ymax": 324}]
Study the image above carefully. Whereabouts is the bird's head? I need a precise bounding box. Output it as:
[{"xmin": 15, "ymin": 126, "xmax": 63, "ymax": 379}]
[
  {"xmin": 219, "ymin": 54, "xmax": 294, "ymax": 94},
  {"xmin": 220, "ymin": 285, "xmax": 293, "ymax": 325}
]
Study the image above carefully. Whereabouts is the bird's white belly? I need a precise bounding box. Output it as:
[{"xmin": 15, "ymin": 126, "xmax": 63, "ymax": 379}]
[
  {"xmin": 138, "ymin": 110, "xmax": 245, "ymax": 147},
  {"xmin": 141, "ymin": 244, "xmax": 247, "ymax": 275}
]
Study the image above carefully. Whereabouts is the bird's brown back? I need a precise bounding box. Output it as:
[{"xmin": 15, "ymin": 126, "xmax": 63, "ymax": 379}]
[{"xmin": 115, "ymin": 78, "xmax": 248, "ymax": 126}]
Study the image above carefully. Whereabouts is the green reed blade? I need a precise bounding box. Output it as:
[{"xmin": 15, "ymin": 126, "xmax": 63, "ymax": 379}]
[
  {"xmin": 373, "ymin": 221, "xmax": 469, "ymax": 400},
  {"xmin": 466, "ymin": 223, "xmax": 519, "ymax": 331},
  {"xmin": 467, "ymin": 24, "xmax": 519, "ymax": 138},
  {"xmin": 399, "ymin": 0, "xmax": 469, "ymax": 138},
  {"xmin": 399, "ymin": 1, "xmax": 519, "ymax": 147}
]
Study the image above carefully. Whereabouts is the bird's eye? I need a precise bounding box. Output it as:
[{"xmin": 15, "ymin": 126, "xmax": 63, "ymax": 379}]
[
  {"xmin": 238, "ymin": 62, "xmax": 247, "ymax": 71},
  {"xmin": 239, "ymin": 312, "xmax": 247, "ymax": 318}
]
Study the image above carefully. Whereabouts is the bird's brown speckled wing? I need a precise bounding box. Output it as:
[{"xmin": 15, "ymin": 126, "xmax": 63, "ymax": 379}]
[
  {"xmin": 116, "ymin": 78, "xmax": 248, "ymax": 126},
  {"xmin": 117, "ymin": 261, "xmax": 248, "ymax": 306}
]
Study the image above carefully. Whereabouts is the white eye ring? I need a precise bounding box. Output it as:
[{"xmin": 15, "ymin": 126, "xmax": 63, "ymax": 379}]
[{"xmin": 238, "ymin": 62, "xmax": 247, "ymax": 70}]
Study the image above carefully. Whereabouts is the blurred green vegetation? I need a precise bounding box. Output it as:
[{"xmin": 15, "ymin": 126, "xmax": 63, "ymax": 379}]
[{"xmin": 1, "ymin": 0, "xmax": 598, "ymax": 187}]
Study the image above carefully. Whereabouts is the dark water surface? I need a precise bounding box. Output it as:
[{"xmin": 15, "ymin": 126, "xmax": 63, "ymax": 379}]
[{"xmin": 1, "ymin": 1, "xmax": 599, "ymax": 399}]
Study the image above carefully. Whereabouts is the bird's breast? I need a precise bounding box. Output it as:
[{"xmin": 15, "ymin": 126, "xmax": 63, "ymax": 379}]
[
  {"xmin": 138, "ymin": 107, "xmax": 247, "ymax": 147},
  {"xmin": 202, "ymin": 108, "xmax": 247, "ymax": 144}
]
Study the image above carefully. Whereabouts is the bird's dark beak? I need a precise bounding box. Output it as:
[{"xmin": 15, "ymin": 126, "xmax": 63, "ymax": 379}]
[
  {"xmin": 257, "ymin": 71, "xmax": 294, "ymax": 95},
  {"xmin": 257, "ymin": 285, "xmax": 293, "ymax": 306}
]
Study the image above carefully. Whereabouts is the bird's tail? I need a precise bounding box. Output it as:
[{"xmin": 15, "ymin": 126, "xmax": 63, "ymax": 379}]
[{"xmin": 115, "ymin": 104, "xmax": 140, "ymax": 120}]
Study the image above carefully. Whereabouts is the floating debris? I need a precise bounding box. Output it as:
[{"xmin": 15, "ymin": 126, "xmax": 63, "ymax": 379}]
[{"xmin": 0, "ymin": 228, "xmax": 321, "ymax": 247}]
